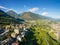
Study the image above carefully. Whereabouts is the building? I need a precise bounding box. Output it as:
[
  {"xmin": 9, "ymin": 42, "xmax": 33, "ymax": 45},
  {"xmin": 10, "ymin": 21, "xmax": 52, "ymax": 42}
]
[{"xmin": 12, "ymin": 42, "xmax": 18, "ymax": 45}]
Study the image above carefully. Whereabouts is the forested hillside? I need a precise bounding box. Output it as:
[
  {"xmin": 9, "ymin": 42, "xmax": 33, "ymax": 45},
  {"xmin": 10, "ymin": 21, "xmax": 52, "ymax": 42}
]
[{"xmin": 0, "ymin": 9, "xmax": 25, "ymax": 25}]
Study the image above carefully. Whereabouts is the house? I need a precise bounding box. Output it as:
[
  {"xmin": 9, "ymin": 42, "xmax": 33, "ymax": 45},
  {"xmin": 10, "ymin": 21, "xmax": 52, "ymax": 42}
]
[
  {"xmin": 17, "ymin": 35, "xmax": 22, "ymax": 42},
  {"xmin": 11, "ymin": 32, "xmax": 16, "ymax": 38},
  {"xmin": 14, "ymin": 29, "xmax": 19, "ymax": 34}
]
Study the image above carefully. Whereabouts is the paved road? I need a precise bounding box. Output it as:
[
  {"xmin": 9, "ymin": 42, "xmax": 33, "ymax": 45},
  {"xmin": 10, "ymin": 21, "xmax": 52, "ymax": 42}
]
[{"xmin": 0, "ymin": 30, "xmax": 9, "ymax": 36}]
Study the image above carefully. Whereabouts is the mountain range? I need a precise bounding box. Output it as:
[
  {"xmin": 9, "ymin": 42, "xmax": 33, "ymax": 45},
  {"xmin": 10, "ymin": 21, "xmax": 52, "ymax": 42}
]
[
  {"xmin": 0, "ymin": 9, "xmax": 60, "ymax": 25},
  {"xmin": 6, "ymin": 10, "xmax": 55, "ymax": 21}
]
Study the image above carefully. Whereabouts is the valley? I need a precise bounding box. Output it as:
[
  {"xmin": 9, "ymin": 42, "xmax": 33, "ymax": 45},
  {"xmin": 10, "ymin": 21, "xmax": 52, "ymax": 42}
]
[{"xmin": 0, "ymin": 9, "xmax": 60, "ymax": 45}]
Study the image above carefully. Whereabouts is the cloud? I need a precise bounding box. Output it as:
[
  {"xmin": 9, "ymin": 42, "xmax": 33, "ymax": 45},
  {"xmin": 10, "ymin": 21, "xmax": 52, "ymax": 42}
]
[
  {"xmin": 28, "ymin": 8, "xmax": 39, "ymax": 12},
  {"xmin": 41, "ymin": 12, "xmax": 48, "ymax": 15},
  {"xmin": 0, "ymin": 5, "xmax": 18, "ymax": 13},
  {"xmin": 0, "ymin": 6, "xmax": 7, "ymax": 9}
]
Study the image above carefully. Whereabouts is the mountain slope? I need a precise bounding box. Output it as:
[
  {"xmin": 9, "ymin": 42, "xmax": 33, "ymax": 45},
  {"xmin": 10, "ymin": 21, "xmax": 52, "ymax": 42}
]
[
  {"xmin": 20, "ymin": 12, "xmax": 54, "ymax": 21},
  {"xmin": 7, "ymin": 10, "xmax": 19, "ymax": 18},
  {"xmin": 0, "ymin": 9, "xmax": 24, "ymax": 24},
  {"xmin": 24, "ymin": 22, "xmax": 60, "ymax": 45},
  {"xmin": 24, "ymin": 25, "xmax": 60, "ymax": 45},
  {"xmin": 20, "ymin": 12, "xmax": 41, "ymax": 20}
]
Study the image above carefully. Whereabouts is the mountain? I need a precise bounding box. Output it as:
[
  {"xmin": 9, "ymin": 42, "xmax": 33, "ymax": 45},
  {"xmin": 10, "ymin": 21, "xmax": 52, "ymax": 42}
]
[
  {"xmin": 7, "ymin": 10, "xmax": 55, "ymax": 21},
  {"xmin": 20, "ymin": 12, "xmax": 40, "ymax": 20},
  {"xmin": 7, "ymin": 10, "xmax": 19, "ymax": 18},
  {"xmin": 0, "ymin": 9, "xmax": 25, "ymax": 24},
  {"xmin": 20, "ymin": 12, "xmax": 54, "ymax": 21},
  {"xmin": 6, "ymin": 11, "xmax": 58, "ymax": 23}
]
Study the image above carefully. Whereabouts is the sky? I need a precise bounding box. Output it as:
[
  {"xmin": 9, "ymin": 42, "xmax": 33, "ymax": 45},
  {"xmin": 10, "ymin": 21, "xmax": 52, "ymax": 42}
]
[{"xmin": 0, "ymin": 0, "xmax": 60, "ymax": 18}]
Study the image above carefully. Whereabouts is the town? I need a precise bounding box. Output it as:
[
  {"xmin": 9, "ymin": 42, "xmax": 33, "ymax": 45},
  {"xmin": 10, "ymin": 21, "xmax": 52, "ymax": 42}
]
[{"xmin": 0, "ymin": 23, "xmax": 33, "ymax": 45}]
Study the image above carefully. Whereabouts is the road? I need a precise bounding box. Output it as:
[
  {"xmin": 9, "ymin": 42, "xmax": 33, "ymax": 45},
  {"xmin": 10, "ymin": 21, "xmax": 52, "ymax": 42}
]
[{"xmin": 0, "ymin": 29, "xmax": 9, "ymax": 36}]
